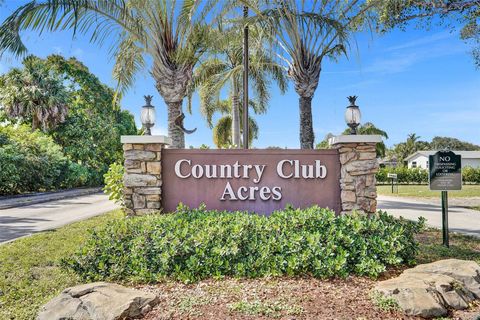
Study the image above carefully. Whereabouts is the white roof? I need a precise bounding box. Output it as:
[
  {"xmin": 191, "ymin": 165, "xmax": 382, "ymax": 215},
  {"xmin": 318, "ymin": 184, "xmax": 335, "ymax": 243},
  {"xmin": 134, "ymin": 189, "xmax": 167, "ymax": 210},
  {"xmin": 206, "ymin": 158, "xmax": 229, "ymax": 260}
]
[{"xmin": 406, "ymin": 151, "xmax": 480, "ymax": 162}]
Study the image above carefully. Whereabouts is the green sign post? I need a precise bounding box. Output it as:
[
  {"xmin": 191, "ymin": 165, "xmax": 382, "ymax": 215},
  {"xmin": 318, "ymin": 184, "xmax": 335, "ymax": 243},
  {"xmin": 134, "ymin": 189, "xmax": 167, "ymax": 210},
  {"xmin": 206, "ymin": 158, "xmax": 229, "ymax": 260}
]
[{"xmin": 429, "ymin": 150, "xmax": 462, "ymax": 247}]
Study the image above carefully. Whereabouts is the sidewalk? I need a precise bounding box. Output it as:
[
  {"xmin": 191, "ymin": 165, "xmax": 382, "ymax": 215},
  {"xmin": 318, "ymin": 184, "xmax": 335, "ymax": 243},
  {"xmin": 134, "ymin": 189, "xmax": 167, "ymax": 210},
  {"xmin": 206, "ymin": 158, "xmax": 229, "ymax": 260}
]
[{"xmin": 0, "ymin": 187, "xmax": 103, "ymax": 210}]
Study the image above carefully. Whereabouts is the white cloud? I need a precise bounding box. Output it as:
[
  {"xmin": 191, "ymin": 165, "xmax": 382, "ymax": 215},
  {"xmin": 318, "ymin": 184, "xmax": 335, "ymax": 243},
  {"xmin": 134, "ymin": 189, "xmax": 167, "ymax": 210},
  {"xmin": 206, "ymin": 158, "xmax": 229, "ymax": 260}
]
[
  {"xmin": 327, "ymin": 31, "xmax": 465, "ymax": 76},
  {"xmin": 363, "ymin": 43, "xmax": 466, "ymax": 75},
  {"xmin": 384, "ymin": 31, "xmax": 455, "ymax": 52}
]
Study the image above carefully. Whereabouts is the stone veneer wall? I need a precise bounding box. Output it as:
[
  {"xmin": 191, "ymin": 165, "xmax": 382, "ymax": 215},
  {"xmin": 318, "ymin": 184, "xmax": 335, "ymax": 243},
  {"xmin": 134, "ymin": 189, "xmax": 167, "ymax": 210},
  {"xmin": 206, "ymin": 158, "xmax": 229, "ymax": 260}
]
[
  {"xmin": 121, "ymin": 136, "xmax": 170, "ymax": 216},
  {"xmin": 330, "ymin": 140, "xmax": 380, "ymax": 214}
]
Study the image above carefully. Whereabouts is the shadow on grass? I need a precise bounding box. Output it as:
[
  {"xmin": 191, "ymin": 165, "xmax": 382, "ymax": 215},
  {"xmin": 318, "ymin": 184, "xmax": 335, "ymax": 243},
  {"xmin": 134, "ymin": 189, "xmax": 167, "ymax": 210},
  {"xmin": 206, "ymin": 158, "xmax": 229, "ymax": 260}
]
[{"xmin": 416, "ymin": 229, "xmax": 480, "ymax": 264}]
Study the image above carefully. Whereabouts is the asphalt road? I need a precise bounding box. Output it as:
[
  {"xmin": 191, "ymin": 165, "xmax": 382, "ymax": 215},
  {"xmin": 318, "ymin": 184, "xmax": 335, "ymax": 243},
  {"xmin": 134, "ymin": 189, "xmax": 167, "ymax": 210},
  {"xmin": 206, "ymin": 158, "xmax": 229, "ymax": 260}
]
[
  {"xmin": 1, "ymin": 192, "xmax": 478, "ymax": 244},
  {"xmin": 378, "ymin": 195, "xmax": 480, "ymax": 237},
  {"xmin": 0, "ymin": 193, "xmax": 118, "ymax": 244}
]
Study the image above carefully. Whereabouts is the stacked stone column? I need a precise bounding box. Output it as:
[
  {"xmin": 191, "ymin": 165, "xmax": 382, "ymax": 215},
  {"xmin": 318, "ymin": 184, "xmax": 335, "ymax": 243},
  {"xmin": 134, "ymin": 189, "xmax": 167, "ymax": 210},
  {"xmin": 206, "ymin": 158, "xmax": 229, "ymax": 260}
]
[
  {"xmin": 120, "ymin": 136, "xmax": 171, "ymax": 216},
  {"xmin": 329, "ymin": 135, "xmax": 382, "ymax": 215}
]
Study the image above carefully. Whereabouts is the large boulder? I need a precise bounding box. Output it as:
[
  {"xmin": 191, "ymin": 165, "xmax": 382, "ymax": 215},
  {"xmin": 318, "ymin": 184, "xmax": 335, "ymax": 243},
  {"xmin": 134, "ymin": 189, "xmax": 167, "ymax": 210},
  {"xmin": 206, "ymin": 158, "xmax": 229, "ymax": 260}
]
[
  {"xmin": 37, "ymin": 282, "xmax": 159, "ymax": 320},
  {"xmin": 374, "ymin": 259, "xmax": 480, "ymax": 318}
]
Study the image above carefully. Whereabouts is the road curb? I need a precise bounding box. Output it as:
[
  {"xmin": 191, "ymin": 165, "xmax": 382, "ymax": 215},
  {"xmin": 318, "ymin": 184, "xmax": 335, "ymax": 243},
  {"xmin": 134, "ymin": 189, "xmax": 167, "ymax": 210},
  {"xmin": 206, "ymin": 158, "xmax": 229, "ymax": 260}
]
[{"xmin": 0, "ymin": 187, "xmax": 104, "ymax": 210}]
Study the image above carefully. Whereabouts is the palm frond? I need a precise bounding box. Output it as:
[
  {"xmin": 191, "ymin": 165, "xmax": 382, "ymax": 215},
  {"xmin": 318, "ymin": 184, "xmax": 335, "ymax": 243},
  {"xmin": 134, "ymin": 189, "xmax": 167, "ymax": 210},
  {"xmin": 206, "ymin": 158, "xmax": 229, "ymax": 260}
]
[{"xmin": 112, "ymin": 33, "xmax": 146, "ymax": 94}]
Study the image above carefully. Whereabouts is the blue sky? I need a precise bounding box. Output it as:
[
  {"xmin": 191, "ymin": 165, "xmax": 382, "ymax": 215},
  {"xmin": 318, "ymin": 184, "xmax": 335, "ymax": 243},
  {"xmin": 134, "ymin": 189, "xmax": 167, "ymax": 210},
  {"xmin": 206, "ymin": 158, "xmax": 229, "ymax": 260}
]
[{"xmin": 0, "ymin": 2, "xmax": 479, "ymax": 148}]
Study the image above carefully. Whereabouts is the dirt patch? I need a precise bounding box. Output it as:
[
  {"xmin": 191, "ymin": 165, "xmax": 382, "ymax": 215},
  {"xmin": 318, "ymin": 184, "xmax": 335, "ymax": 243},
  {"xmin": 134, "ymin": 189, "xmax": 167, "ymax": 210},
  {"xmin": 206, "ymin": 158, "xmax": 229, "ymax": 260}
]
[{"xmin": 140, "ymin": 276, "xmax": 480, "ymax": 319}]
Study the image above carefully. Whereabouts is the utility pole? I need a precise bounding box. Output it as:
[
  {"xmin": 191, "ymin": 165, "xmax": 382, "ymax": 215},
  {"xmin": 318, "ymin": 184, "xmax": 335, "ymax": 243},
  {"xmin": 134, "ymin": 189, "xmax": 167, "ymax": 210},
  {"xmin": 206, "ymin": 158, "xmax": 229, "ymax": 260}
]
[{"xmin": 243, "ymin": 6, "xmax": 249, "ymax": 149}]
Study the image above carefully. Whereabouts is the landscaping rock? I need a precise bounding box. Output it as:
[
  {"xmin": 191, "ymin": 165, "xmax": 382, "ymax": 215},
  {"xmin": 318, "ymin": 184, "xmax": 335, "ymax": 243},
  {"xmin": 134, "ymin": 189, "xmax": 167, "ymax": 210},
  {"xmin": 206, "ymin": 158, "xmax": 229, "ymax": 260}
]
[
  {"xmin": 124, "ymin": 173, "xmax": 157, "ymax": 187},
  {"xmin": 124, "ymin": 150, "xmax": 156, "ymax": 161},
  {"xmin": 374, "ymin": 259, "xmax": 480, "ymax": 318},
  {"xmin": 37, "ymin": 282, "xmax": 158, "ymax": 320},
  {"xmin": 403, "ymin": 258, "xmax": 480, "ymax": 298}
]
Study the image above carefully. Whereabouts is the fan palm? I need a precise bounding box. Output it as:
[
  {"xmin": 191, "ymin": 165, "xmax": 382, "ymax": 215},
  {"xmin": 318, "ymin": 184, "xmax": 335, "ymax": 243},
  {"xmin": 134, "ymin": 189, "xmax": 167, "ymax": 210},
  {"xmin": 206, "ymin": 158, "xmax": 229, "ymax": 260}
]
[
  {"xmin": 210, "ymin": 99, "xmax": 259, "ymax": 148},
  {"xmin": 0, "ymin": 0, "xmax": 227, "ymax": 148},
  {"xmin": 0, "ymin": 55, "xmax": 69, "ymax": 131},
  {"xmin": 249, "ymin": 0, "xmax": 376, "ymax": 149},
  {"xmin": 191, "ymin": 22, "xmax": 287, "ymax": 147}
]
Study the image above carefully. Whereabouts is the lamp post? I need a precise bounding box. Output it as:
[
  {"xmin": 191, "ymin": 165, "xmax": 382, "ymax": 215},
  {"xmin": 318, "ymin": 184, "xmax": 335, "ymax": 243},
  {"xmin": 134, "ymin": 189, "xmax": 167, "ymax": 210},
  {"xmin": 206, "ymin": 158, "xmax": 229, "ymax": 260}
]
[
  {"xmin": 345, "ymin": 95, "xmax": 361, "ymax": 135},
  {"xmin": 243, "ymin": 6, "xmax": 249, "ymax": 149},
  {"xmin": 140, "ymin": 95, "xmax": 156, "ymax": 135}
]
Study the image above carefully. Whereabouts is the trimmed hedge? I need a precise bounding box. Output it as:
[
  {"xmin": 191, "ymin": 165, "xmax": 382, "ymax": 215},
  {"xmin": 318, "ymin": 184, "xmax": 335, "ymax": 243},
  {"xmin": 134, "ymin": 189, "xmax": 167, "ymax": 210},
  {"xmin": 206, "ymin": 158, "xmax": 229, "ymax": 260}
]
[
  {"xmin": 376, "ymin": 167, "xmax": 480, "ymax": 184},
  {"xmin": 463, "ymin": 166, "xmax": 480, "ymax": 184},
  {"xmin": 376, "ymin": 167, "xmax": 428, "ymax": 184},
  {"xmin": 64, "ymin": 205, "xmax": 425, "ymax": 283}
]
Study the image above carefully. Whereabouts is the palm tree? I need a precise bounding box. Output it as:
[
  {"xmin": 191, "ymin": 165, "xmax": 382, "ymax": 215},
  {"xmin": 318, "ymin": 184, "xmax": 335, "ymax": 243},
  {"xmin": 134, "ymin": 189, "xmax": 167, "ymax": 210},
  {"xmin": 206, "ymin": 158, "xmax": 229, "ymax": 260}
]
[
  {"xmin": 342, "ymin": 122, "xmax": 389, "ymax": 157},
  {"xmin": 0, "ymin": 0, "xmax": 227, "ymax": 148},
  {"xmin": 191, "ymin": 22, "xmax": 287, "ymax": 147},
  {"xmin": 392, "ymin": 133, "xmax": 429, "ymax": 165},
  {"xmin": 0, "ymin": 55, "xmax": 68, "ymax": 131},
  {"xmin": 250, "ymin": 0, "xmax": 375, "ymax": 149},
  {"xmin": 207, "ymin": 99, "xmax": 259, "ymax": 148}
]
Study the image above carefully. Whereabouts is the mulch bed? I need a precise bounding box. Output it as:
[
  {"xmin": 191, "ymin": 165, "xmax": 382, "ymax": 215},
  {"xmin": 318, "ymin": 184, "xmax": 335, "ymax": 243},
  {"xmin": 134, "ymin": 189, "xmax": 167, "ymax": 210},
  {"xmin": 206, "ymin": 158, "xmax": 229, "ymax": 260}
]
[{"xmin": 140, "ymin": 274, "xmax": 480, "ymax": 320}]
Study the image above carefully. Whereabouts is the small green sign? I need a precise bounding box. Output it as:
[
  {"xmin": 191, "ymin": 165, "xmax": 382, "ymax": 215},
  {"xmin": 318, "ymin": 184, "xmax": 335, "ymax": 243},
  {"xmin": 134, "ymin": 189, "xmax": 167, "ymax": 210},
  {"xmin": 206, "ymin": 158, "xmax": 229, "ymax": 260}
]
[{"xmin": 429, "ymin": 151, "xmax": 462, "ymax": 191}]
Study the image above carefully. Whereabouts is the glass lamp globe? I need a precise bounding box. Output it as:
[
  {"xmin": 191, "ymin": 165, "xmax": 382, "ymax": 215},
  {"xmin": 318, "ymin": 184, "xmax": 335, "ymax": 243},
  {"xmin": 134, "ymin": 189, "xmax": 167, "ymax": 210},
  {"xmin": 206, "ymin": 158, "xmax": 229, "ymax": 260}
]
[
  {"xmin": 345, "ymin": 95, "xmax": 361, "ymax": 135},
  {"xmin": 141, "ymin": 95, "xmax": 156, "ymax": 135}
]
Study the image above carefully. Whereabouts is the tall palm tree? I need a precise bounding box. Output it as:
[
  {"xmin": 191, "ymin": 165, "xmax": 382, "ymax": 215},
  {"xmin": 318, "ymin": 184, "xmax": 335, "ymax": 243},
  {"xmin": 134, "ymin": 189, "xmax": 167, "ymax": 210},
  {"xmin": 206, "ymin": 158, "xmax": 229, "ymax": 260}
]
[
  {"xmin": 0, "ymin": 55, "xmax": 68, "ymax": 131},
  {"xmin": 250, "ymin": 0, "xmax": 376, "ymax": 149},
  {"xmin": 191, "ymin": 22, "xmax": 287, "ymax": 147},
  {"xmin": 0, "ymin": 0, "xmax": 226, "ymax": 148}
]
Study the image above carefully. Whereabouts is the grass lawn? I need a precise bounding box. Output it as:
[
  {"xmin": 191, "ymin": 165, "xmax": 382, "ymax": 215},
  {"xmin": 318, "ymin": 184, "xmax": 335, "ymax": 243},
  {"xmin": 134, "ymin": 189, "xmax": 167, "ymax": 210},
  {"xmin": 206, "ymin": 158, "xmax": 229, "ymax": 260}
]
[
  {"xmin": 377, "ymin": 184, "xmax": 480, "ymax": 198},
  {"xmin": 2, "ymin": 209, "xmax": 480, "ymax": 320},
  {"xmin": 0, "ymin": 210, "xmax": 124, "ymax": 320}
]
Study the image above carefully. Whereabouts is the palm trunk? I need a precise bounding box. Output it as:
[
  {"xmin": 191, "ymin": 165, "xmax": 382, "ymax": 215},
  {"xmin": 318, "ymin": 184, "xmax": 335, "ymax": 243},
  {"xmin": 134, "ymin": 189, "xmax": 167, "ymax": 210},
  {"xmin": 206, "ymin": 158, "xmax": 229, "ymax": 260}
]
[
  {"xmin": 289, "ymin": 55, "xmax": 321, "ymax": 150},
  {"xmin": 231, "ymin": 80, "xmax": 241, "ymax": 148},
  {"xmin": 153, "ymin": 62, "xmax": 192, "ymax": 149},
  {"xmin": 166, "ymin": 101, "xmax": 185, "ymax": 149},
  {"xmin": 299, "ymin": 96, "xmax": 314, "ymax": 149}
]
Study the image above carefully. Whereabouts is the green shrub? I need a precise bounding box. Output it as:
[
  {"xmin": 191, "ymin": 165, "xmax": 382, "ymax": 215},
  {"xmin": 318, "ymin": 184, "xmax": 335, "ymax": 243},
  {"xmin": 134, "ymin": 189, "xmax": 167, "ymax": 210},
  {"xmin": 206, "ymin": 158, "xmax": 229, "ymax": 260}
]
[
  {"xmin": 0, "ymin": 124, "xmax": 96, "ymax": 194},
  {"xmin": 103, "ymin": 162, "xmax": 124, "ymax": 206},
  {"xmin": 377, "ymin": 166, "xmax": 480, "ymax": 184},
  {"xmin": 0, "ymin": 125, "xmax": 67, "ymax": 194},
  {"xmin": 462, "ymin": 166, "xmax": 480, "ymax": 184},
  {"xmin": 376, "ymin": 167, "xmax": 428, "ymax": 184},
  {"xmin": 61, "ymin": 162, "xmax": 93, "ymax": 188},
  {"xmin": 64, "ymin": 206, "xmax": 424, "ymax": 283}
]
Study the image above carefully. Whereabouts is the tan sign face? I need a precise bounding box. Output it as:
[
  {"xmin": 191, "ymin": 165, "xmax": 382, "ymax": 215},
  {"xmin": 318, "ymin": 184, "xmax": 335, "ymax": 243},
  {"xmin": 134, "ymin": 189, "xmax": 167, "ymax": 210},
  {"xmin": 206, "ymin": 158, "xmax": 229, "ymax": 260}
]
[{"xmin": 162, "ymin": 149, "xmax": 341, "ymax": 214}]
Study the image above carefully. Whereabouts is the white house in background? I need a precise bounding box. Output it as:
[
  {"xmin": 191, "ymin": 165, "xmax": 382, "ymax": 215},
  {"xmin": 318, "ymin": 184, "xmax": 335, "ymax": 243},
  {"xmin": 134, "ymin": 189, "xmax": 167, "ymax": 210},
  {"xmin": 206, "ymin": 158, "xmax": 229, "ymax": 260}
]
[{"xmin": 405, "ymin": 151, "xmax": 480, "ymax": 169}]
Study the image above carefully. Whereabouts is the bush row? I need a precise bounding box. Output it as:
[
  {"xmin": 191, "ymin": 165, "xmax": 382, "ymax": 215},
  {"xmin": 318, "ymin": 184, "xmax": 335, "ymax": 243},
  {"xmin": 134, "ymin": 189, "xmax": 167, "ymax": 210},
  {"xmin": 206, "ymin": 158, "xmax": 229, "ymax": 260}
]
[
  {"xmin": 376, "ymin": 167, "xmax": 428, "ymax": 184},
  {"xmin": 376, "ymin": 166, "xmax": 480, "ymax": 184},
  {"xmin": 64, "ymin": 205, "xmax": 425, "ymax": 283},
  {"xmin": 0, "ymin": 125, "xmax": 99, "ymax": 195}
]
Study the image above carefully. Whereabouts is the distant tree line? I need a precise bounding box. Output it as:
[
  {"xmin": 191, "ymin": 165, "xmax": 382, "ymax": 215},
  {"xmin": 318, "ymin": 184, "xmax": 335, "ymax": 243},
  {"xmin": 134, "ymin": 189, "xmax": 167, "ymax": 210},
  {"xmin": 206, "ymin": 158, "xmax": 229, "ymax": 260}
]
[
  {"xmin": 387, "ymin": 134, "xmax": 480, "ymax": 166},
  {"xmin": 316, "ymin": 124, "xmax": 479, "ymax": 167}
]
